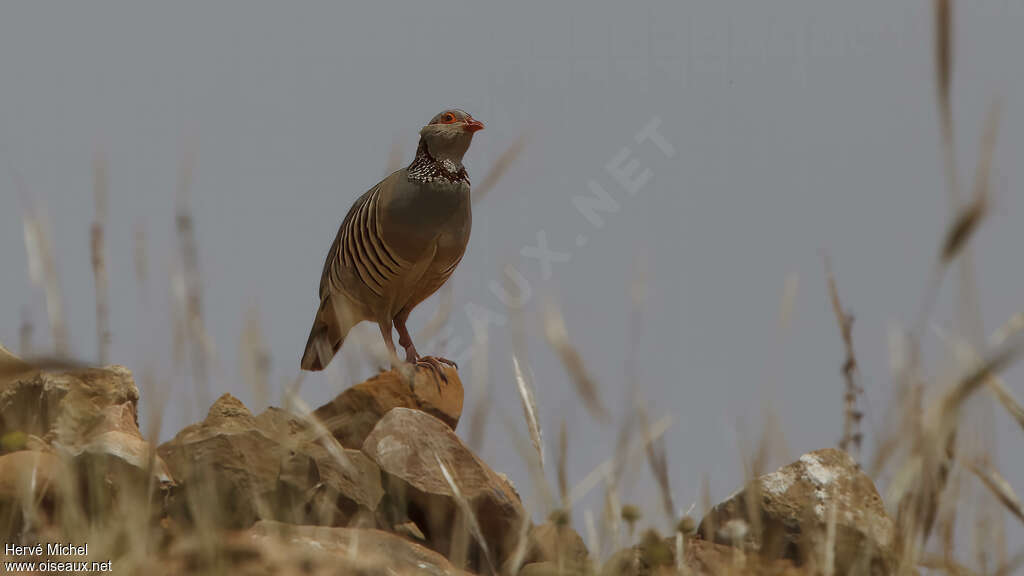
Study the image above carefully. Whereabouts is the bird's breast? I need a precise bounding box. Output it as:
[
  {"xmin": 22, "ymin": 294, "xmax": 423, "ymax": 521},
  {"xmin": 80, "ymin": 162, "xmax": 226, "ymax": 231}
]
[{"xmin": 381, "ymin": 179, "xmax": 471, "ymax": 261}]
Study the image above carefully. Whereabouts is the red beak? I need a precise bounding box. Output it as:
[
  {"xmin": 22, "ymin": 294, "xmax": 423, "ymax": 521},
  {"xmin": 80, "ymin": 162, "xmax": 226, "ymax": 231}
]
[{"xmin": 464, "ymin": 118, "xmax": 485, "ymax": 133}]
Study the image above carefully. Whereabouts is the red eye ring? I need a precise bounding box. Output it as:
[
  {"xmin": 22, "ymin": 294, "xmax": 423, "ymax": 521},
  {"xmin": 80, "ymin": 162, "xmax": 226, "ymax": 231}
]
[{"xmin": 441, "ymin": 113, "xmax": 457, "ymax": 124}]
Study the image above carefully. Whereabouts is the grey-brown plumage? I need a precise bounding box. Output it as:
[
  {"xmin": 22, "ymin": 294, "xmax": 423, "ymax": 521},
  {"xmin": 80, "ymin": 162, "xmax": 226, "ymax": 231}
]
[{"xmin": 301, "ymin": 109, "xmax": 484, "ymax": 372}]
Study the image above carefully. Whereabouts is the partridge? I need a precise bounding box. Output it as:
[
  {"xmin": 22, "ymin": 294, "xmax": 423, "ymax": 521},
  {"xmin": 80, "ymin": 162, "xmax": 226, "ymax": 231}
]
[{"xmin": 300, "ymin": 109, "xmax": 484, "ymax": 375}]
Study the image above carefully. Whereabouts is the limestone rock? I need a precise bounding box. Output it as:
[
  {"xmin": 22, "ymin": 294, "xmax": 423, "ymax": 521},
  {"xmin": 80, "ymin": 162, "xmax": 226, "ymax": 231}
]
[
  {"xmin": 0, "ymin": 451, "xmax": 61, "ymax": 536},
  {"xmin": 0, "ymin": 363, "xmax": 137, "ymax": 442},
  {"xmin": 0, "ymin": 361, "xmax": 171, "ymax": 496},
  {"xmin": 362, "ymin": 407, "xmax": 525, "ymax": 572},
  {"xmin": 248, "ymin": 520, "xmax": 470, "ymax": 575},
  {"xmin": 159, "ymin": 394, "xmax": 383, "ymax": 529},
  {"xmin": 698, "ymin": 448, "xmax": 894, "ymax": 575},
  {"xmin": 600, "ymin": 536, "xmax": 802, "ymax": 576},
  {"xmin": 518, "ymin": 521, "xmax": 589, "ymax": 569},
  {"xmin": 314, "ymin": 365, "xmax": 462, "ymax": 449}
]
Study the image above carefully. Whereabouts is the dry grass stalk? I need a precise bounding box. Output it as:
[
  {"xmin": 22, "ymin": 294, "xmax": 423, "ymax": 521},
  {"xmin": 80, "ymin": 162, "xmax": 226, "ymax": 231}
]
[
  {"xmin": 990, "ymin": 312, "xmax": 1024, "ymax": 347},
  {"xmin": 543, "ymin": 299, "xmax": 608, "ymax": 423},
  {"xmin": 987, "ymin": 380, "xmax": 1024, "ymax": 434},
  {"xmin": 934, "ymin": 322, "xmax": 1024, "ymax": 439},
  {"xmin": 19, "ymin": 181, "xmax": 68, "ymax": 357},
  {"xmin": 472, "ymin": 134, "xmax": 526, "ymax": 206},
  {"xmin": 0, "ymin": 353, "xmax": 92, "ymax": 381},
  {"xmin": 825, "ymin": 258, "xmax": 864, "ymax": 461},
  {"xmin": 240, "ymin": 307, "xmax": 272, "ymax": 412},
  {"xmin": 91, "ymin": 150, "xmax": 111, "ymax": 365},
  {"xmin": 940, "ymin": 102, "xmax": 999, "ymax": 266},
  {"xmin": 175, "ymin": 145, "xmax": 214, "ymax": 414},
  {"xmin": 467, "ymin": 312, "xmax": 491, "ymax": 453},
  {"xmin": 19, "ymin": 306, "xmax": 33, "ymax": 357},
  {"xmin": 434, "ymin": 454, "xmax": 495, "ymax": 573},
  {"xmin": 642, "ymin": 413, "xmax": 675, "ymax": 528},
  {"xmin": 558, "ymin": 419, "xmax": 569, "ymax": 508},
  {"xmin": 935, "ymin": 0, "xmax": 957, "ymax": 213},
  {"xmin": 584, "ymin": 509, "xmax": 601, "ymax": 562},
  {"xmin": 513, "ymin": 355, "xmax": 544, "ymax": 472},
  {"xmin": 283, "ymin": 392, "xmax": 359, "ymax": 479},
  {"xmin": 967, "ymin": 461, "xmax": 1024, "ymax": 525},
  {"xmin": 505, "ymin": 508, "xmax": 533, "ymax": 576},
  {"xmin": 566, "ymin": 415, "xmax": 670, "ymax": 508},
  {"xmin": 893, "ymin": 330, "xmax": 1024, "ymax": 566},
  {"xmin": 133, "ymin": 221, "xmax": 148, "ymax": 289}
]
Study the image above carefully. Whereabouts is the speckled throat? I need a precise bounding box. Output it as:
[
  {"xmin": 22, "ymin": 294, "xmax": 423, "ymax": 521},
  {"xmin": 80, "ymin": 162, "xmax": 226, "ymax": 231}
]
[{"xmin": 406, "ymin": 139, "xmax": 469, "ymax": 185}]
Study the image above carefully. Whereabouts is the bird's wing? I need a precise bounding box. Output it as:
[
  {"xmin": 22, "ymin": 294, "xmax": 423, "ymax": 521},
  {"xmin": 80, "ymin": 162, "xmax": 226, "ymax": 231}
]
[{"xmin": 320, "ymin": 173, "xmax": 412, "ymax": 302}]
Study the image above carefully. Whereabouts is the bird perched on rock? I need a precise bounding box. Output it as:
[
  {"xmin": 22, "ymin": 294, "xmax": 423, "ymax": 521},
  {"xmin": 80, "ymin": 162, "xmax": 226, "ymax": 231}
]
[{"xmin": 301, "ymin": 109, "xmax": 484, "ymax": 376}]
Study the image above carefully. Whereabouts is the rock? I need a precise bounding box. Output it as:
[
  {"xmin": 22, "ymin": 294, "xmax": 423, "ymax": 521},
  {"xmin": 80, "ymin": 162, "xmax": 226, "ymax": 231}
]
[
  {"xmin": 698, "ymin": 448, "xmax": 894, "ymax": 575},
  {"xmin": 59, "ymin": 400, "xmax": 173, "ymax": 483},
  {"xmin": 518, "ymin": 561, "xmax": 573, "ymax": 576},
  {"xmin": 600, "ymin": 536, "xmax": 802, "ymax": 576},
  {"xmin": 362, "ymin": 407, "xmax": 525, "ymax": 572},
  {"xmin": 0, "ymin": 361, "xmax": 171, "ymax": 507},
  {"xmin": 159, "ymin": 394, "xmax": 383, "ymax": 529},
  {"xmin": 153, "ymin": 520, "xmax": 471, "ymax": 576},
  {"xmin": 0, "ymin": 451, "xmax": 61, "ymax": 537},
  {"xmin": 314, "ymin": 365, "xmax": 462, "ymax": 449},
  {"xmin": 0, "ymin": 363, "xmax": 137, "ymax": 442},
  {"xmin": 247, "ymin": 521, "xmax": 470, "ymax": 575},
  {"xmin": 518, "ymin": 521, "xmax": 589, "ymax": 569}
]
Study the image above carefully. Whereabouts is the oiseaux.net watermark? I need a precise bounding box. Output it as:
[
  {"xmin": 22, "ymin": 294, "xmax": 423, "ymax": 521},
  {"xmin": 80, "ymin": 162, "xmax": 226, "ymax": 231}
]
[
  {"xmin": 3, "ymin": 542, "xmax": 112, "ymax": 573},
  {"xmin": 433, "ymin": 116, "xmax": 675, "ymax": 364}
]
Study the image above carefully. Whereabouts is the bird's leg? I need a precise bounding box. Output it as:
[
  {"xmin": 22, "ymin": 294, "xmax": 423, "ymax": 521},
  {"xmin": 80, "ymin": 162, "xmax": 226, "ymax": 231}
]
[
  {"xmin": 393, "ymin": 312, "xmax": 419, "ymax": 363},
  {"xmin": 393, "ymin": 313, "xmax": 449, "ymax": 389},
  {"xmin": 377, "ymin": 321, "xmax": 400, "ymax": 369}
]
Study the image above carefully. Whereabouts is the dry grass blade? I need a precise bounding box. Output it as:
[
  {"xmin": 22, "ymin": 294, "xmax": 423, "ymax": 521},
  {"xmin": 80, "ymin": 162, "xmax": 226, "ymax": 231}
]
[
  {"xmin": 0, "ymin": 348, "xmax": 93, "ymax": 381},
  {"xmin": 434, "ymin": 453, "xmax": 495, "ymax": 574},
  {"xmin": 941, "ymin": 195, "xmax": 986, "ymax": 266},
  {"xmin": 505, "ymin": 507, "xmax": 532, "ymax": 576},
  {"xmin": 584, "ymin": 509, "xmax": 600, "ymax": 562},
  {"xmin": 175, "ymin": 144, "xmax": 214, "ymax": 413},
  {"xmin": 644, "ymin": 431, "xmax": 675, "ymax": 528},
  {"xmin": 471, "ymin": 134, "xmax": 526, "ymax": 205},
  {"xmin": 987, "ymin": 379, "xmax": 1024, "ymax": 435},
  {"xmin": 20, "ymin": 184, "xmax": 68, "ymax": 357},
  {"xmin": 18, "ymin": 307, "xmax": 33, "ymax": 357},
  {"xmin": 240, "ymin": 307, "xmax": 272, "ymax": 412},
  {"xmin": 940, "ymin": 102, "xmax": 999, "ymax": 264},
  {"xmin": 991, "ymin": 312, "xmax": 1024, "ymax": 347},
  {"xmin": 893, "ymin": 326, "xmax": 1024, "ymax": 558},
  {"xmin": 283, "ymin": 393, "xmax": 359, "ymax": 479},
  {"xmin": 933, "ymin": 329, "xmax": 1024, "ymax": 428},
  {"xmin": 935, "ymin": 0, "xmax": 952, "ymax": 114},
  {"xmin": 467, "ymin": 312, "xmax": 491, "ymax": 453},
  {"xmin": 967, "ymin": 461, "xmax": 1024, "ymax": 524},
  {"xmin": 513, "ymin": 355, "xmax": 544, "ymax": 472},
  {"xmin": 932, "ymin": 323, "xmax": 1024, "ymax": 438},
  {"xmin": 567, "ymin": 415, "xmax": 670, "ymax": 507},
  {"xmin": 825, "ymin": 258, "xmax": 863, "ymax": 459},
  {"xmin": 994, "ymin": 549, "xmax": 1024, "ymax": 576},
  {"xmin": 558, "ymin": 419, "xmax": 568, "ymax": 506},
  {"xmin": 91, "ymin": 149, "xmax": 111, "ymax": 365},
  {"xmin": 543, "ymin": 300, "xmax": 608, "ymax": 423}
]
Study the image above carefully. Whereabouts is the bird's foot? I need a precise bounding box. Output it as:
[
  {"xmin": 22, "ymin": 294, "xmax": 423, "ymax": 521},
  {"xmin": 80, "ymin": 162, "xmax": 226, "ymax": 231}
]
[{"xmin": 414, "ymin": 356, "xmax": 456, "ymax": 392}]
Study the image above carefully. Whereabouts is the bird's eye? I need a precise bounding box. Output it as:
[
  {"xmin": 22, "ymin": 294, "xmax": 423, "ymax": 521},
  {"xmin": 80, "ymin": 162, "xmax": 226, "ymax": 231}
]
[{"xmin": 441, "ymin": 113, "xmax": 457, "ymax": 124}]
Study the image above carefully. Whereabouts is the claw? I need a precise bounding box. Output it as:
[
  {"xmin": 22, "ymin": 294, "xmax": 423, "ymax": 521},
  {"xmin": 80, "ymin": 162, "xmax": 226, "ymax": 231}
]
[{"xmin": 415, "ymin": 356, "xmax": 454, "ymax": 392}]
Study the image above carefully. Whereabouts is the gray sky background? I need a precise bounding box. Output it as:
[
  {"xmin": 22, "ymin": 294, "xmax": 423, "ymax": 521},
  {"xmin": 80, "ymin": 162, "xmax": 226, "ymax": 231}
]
[{"xmin": 2, "ymin": 0, "xmax": 1022, "ymax": 556}]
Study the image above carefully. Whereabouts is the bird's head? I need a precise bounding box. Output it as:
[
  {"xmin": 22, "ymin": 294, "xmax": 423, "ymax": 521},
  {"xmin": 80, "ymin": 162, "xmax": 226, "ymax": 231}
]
[{"xmin": 418, "ymin": 109, "xmax": 484, "ymax": 164}]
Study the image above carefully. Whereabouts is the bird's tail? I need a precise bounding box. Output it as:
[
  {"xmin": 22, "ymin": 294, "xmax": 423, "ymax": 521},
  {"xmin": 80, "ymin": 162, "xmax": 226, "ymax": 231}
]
[{"xmin": 300, "ymin": 296, "xmax": 355, "ymax": 371}]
